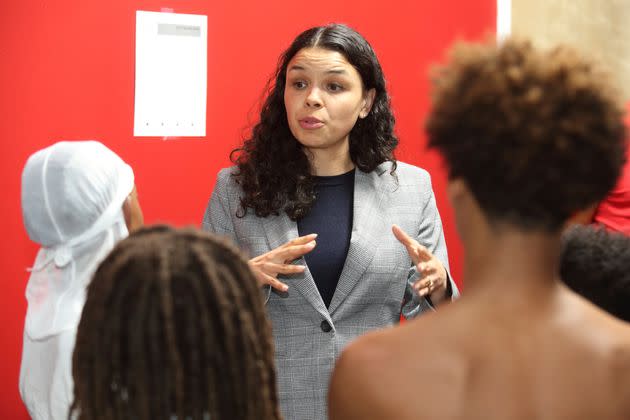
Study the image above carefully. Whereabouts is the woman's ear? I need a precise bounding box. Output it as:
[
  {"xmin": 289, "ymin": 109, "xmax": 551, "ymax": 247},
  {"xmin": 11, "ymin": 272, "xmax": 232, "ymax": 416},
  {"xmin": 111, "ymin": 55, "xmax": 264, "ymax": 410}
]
[{"xmin": 359, "ymin": 88, "xmax": 376, "ymax": 119}]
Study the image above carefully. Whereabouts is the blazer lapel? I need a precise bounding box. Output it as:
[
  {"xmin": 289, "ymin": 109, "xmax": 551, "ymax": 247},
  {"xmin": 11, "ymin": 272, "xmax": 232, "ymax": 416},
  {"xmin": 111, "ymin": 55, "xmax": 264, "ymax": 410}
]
[
  {"xmin": 328, "ymin": 167, "xmax": 387, "ymax": 315},
  {"xmin": 262, "ymin": 211, "xmax": 329, "ymax": 317}
]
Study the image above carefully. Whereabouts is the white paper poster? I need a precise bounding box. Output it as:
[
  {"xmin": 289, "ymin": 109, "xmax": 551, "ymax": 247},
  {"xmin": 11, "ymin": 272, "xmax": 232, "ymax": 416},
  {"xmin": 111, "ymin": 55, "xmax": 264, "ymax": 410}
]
[
  {"xmin": 497, "ymin": 0, "xmax": 512, "ymax": 41},
  {"xmin": 133, "ymin": 11, "xmax": 207, "ymax": 137}
]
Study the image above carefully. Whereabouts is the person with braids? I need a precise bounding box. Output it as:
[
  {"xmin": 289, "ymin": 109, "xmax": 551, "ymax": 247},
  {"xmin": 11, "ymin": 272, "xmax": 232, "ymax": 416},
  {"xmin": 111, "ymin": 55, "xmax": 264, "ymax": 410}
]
[
  {"xmin": 19, "ymin": 141, "xmax": 143, "ymax": 420},
  {"xmin": 329, "ymin": 38, "xmax": 630, "ymax": 419},
  {"xmin": 71, "ymin": 226, "xmax": 282, "ymax": 420},
  {"xmin": 202, "ymin": 23, "xmax": 458, "ymax": 419}
]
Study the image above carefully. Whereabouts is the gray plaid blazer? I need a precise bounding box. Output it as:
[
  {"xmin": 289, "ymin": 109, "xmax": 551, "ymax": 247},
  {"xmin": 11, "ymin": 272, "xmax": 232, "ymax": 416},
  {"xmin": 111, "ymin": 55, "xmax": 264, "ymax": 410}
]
[{"xmin": 202, "ymin": 161, "xmax": 458, "ymax": 419}]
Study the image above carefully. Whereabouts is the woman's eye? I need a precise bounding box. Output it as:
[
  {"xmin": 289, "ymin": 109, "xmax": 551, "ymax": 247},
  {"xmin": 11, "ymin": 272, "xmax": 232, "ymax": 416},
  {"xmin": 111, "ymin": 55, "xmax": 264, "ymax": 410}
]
[
  {"xmin": 293, "ymin": 81, "xmax": 307, "ymax": 89},
  {"xmin": 328, "ymin": 83, "xmax": 344, "ymax": 92}
]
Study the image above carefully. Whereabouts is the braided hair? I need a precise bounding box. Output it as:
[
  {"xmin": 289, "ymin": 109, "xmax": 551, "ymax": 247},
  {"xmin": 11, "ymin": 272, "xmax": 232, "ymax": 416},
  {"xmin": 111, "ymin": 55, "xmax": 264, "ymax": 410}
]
[{"xmin": 71, "ymin": 225, "xmax": 281, "ymax": 420}]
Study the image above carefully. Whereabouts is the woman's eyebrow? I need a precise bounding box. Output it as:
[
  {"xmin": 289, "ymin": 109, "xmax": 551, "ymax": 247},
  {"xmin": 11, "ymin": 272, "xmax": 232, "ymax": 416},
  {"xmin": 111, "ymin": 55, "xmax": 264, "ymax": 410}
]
[
  {"xmin": 325, "ymin": 68, "xmax": 348, "ymax": 75},
  {"xmin": 287, "ymin": 66, "xmax": 348, "ymax": 75}
]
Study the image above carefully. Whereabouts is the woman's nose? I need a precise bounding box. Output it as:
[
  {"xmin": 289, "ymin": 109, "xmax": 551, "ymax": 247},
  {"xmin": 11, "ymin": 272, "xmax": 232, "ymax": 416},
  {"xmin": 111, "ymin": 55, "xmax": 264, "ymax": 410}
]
[{"xmin": 305, "ymin": 88, "xmax": 322, "ymax": 108}]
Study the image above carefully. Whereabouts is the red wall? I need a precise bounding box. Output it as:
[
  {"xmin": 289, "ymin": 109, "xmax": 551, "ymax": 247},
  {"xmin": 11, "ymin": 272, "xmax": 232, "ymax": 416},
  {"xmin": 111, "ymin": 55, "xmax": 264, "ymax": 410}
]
[{"xmin": 0, "ymin": 1, "xmax": 495, "ymax": 417}]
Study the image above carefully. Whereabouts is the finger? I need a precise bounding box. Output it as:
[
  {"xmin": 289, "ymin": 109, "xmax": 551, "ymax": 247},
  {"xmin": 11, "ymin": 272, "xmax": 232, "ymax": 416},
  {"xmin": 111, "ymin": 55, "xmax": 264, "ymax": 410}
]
[
  {"xmin": 251, "ymin": 268, "xmax": 267, "ymax": 287},
  {"xmin": 277, "ymin": 241, "xmax": 317, "ymax": 262},
  {"xmin": 420, "ymin": 262, "xmax": 447, "ymax": 289},
  {"xmin": 414, "ymin": 275, "xmax": 443, "ymax": 292},
  {"xmin": 252, "ymin": 234, "xmax": 318, "ymax": 263},
  {"xmin": 250, "ymin": 253, "xmax": 265, "ymax": 263},
  {"xmin": 417, "ymin": 262, "xmax": 436, "ymax": 276},
  {"xmin": 414, "ymin": 279, "xmax": 431, "ymax": 292},
  {"xmin": 260, "ymin": 272, "xmax": 289, "ymax": 292},
  {"xmin": 392, "ymin": 225, "xmax": 437, "ymax": 263},
  {"xmin": 282, "ymin": 233, "xmax": 318, "ymax": 248},
  {"xmin": 392, "ymin": 225, "xmax": 421, "ymax": 265},
  {"xmin": 263, "ymin": 262, "xmax": 305, "ymax": 275},
  {"xmin": 412, "ymin": 278, "xmax": 431, "ymax": 297},
  {"xmin": 392, "ymin": 224, "xmax": 415, "ymax": 247},
  {"xmin": 413, "ymin": 243, "xmax": 434, "ymax": 262}
]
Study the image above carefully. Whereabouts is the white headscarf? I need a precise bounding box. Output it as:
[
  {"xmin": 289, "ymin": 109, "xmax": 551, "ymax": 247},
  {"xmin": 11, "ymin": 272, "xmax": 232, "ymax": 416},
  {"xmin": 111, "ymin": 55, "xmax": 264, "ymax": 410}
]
[{"xmin": 21, "ymin": 141, "xmax": 134, "ymax": 340}]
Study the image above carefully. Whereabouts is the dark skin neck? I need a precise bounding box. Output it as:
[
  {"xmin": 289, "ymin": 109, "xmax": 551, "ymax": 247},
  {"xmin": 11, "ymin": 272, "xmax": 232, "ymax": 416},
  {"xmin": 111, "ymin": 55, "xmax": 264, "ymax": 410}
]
[
  {"xmin": 462, "ymin": 226, "xmax": 562, "ymax": 307},
  {"xmin": 450, "ymin": 178, "xmax": 564, "ymax": 308}
]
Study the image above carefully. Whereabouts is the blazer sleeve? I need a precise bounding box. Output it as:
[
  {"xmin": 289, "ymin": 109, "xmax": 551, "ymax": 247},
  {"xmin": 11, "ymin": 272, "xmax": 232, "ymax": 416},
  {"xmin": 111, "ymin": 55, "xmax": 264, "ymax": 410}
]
[
  {"xmin": 202, "ymin": 168, "xmax": 238, "ymax": 241},
  {"xmin": 401, "ymin": 183, "xmax": 459, "ymax": 320},
  {"xmin": 201, "ymin": 168, "xmax": 273, "ymax": 304}
]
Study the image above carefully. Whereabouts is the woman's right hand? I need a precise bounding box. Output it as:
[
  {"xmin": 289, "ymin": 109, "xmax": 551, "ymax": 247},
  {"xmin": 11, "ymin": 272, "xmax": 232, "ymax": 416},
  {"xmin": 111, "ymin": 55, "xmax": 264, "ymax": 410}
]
[{"xmin": 249, "ymin": 234, "xmax": 317, "ymax": 292}]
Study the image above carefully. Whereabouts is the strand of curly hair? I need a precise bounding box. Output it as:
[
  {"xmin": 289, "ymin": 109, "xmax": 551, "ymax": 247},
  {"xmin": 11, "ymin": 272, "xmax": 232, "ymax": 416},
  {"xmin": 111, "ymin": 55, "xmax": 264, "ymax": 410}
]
[{"xmin": 70, "ymin": 225, "xmax": 282, "ymax": 420}]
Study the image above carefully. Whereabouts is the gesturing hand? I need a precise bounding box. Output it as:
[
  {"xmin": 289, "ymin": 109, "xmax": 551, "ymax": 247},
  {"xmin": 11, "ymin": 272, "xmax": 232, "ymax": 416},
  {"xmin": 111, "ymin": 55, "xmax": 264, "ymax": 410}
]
[
  {"xmin": 249, "ymin": 234, "xmax": 317, "ymax": 292},
  {"xmin": 392, "ymin": 225, "xmax": 447, "ymax": 299}
]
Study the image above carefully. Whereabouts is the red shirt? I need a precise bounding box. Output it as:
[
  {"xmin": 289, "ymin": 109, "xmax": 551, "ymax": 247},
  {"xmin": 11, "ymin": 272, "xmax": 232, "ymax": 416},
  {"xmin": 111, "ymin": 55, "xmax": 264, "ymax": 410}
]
[{"xmin": 592, "ymin": 111, "xmax": 630, "ymax": 235}]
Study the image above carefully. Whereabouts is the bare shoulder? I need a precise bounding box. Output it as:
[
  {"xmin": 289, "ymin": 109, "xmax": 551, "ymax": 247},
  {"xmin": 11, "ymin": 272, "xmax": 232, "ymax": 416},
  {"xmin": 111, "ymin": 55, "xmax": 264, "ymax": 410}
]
[
  {"xmin": 329, "ymin": 328, "xmax": 405, "ymax": 420},
  {"xmin": 610, "ymin": 326, "xmax": 630, "ymax": 372},
  {"xmin": 328, "ymin": 345, "xmax": 376, "ymax": 420},
  {"xmin": 560, "ymin": 291, "xmax": 630, "ymax": 412},
  {"xmin": 606, "ymin": 320, "xmax": 630, "ymax": 411},
  {"xmin": 329, "ymin": 316, "xmax": 451, "ymax": 420}
]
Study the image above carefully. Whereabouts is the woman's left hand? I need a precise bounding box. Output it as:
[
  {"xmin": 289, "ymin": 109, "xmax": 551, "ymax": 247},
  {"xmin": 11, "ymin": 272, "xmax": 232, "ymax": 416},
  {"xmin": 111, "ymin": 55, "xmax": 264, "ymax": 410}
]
[{"xmin": 392, "ymin": 225, "xmax": 447, "ymax": 300}]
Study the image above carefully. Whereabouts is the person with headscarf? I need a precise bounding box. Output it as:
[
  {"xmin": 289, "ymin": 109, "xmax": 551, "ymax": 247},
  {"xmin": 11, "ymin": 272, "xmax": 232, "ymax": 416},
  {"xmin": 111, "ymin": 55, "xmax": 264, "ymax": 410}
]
[{"xmin": 19, "ymin": 140, "xmax": 143, "ymax": 420}]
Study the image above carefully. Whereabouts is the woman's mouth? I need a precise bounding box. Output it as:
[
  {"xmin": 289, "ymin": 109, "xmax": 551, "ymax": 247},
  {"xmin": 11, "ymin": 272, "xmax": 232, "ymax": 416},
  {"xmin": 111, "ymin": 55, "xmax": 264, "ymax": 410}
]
[{"xmin": 298, "ymin": 117, "xmax": 324, "ymax": 130}]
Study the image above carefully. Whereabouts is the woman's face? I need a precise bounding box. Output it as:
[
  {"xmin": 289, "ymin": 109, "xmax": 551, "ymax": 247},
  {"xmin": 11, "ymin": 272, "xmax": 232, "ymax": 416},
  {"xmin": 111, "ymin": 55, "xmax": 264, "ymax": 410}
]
[{"xmin": 284, "ymin": 47, "xmax": 375, "ymax": 155}]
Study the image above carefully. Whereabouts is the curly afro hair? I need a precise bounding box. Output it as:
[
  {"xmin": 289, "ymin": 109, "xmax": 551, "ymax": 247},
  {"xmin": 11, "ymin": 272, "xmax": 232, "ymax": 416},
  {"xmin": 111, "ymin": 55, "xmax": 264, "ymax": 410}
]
[
  {"xmin": 427, "ymin": 38, "xmax": 627, "ymax": 231},
  {"xmin": 561, "ymin": 225, "xmax": 630, "ymax": 322}
]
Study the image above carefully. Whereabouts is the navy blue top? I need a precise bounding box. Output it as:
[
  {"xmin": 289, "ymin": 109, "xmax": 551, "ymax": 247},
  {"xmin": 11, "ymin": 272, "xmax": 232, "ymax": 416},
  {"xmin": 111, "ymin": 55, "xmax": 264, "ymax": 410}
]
[{"xmin": 297, "ymin": 169, "xmax": 355, "ymax": 308}]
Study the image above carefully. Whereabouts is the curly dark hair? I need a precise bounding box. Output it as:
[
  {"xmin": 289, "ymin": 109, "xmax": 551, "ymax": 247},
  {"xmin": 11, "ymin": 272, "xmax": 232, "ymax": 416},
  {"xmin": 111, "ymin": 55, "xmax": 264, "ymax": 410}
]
[
  {"xmin": 426, "ymin": 38, "xmax": 627, "ymax": 231},
  {"xmin": 232, "ymin": 23, "xmax": 398, "ymax": 220},
  {"xmin": 71, "ymin": 225, "xmax": 281, "ymax": 420},
  {"xmin": 561, "ymin": 225, "xmax": 630, "ymax": 322}
]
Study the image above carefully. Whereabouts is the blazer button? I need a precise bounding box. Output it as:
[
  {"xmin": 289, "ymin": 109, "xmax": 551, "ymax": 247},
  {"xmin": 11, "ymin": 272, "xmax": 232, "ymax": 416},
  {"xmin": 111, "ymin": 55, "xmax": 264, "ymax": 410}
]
[{"xmin": 320, "ymin": 320, "xmax": 332, "ymax": 333}]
